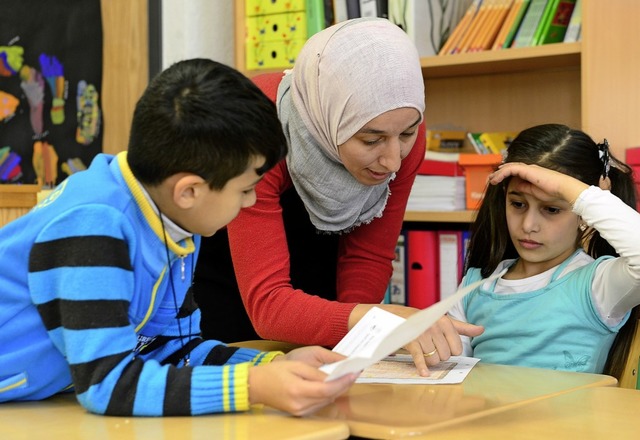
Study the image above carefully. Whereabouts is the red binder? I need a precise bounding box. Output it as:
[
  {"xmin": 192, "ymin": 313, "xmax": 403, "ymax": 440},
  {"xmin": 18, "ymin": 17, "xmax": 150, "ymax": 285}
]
[{"xmin": 406, "ymin": 230, "xmax": 440, "ymax": 309}]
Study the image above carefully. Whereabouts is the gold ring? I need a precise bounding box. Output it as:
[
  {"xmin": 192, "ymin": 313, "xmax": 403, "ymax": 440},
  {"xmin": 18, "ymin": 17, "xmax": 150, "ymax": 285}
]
[{"xmin": 423, "ymin": 349, "xmax": 438, "ymax": 358}]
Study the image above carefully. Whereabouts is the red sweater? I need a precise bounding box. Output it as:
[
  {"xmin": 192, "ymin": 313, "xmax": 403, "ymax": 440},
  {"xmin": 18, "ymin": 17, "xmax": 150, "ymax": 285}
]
[{"xmin": 227, "ymin": 73, "xmax": 426, "ymax": 346}]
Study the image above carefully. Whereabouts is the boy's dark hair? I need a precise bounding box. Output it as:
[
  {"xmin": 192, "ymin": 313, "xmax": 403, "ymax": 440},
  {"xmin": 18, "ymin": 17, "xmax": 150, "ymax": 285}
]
[
  {"xmin": 127, "ymin": 58, "xmax": 287, "ymax": 189},
  {"xmin": 465, "ymin": 123, "xmax": 638, "ymax": 380}
]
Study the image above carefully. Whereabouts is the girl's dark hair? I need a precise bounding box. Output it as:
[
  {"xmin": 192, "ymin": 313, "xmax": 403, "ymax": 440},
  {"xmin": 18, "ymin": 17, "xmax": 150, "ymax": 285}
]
[
  {"xmin": 127, "ymin": 58, "xmax": 287, "ymax": 189},
  {"xmin": 464, "ymin": 123, "xmax": 637, "ymax": 380}
]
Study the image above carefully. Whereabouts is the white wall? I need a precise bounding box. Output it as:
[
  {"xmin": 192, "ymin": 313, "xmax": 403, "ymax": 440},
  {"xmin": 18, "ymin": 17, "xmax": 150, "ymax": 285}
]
[{"xmin": 161, "ymin": 0, "xmax": 235, "ymax": 69}]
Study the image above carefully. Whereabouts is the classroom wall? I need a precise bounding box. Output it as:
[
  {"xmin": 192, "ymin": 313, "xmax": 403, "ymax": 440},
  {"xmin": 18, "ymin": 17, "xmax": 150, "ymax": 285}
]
[
  {"xmin": 161, "ymin": 0, "xmax": 235, "ymax": 69},
  {"xmin": 101, "ymin": 0, "xmax": 235, "ymax": 155}
]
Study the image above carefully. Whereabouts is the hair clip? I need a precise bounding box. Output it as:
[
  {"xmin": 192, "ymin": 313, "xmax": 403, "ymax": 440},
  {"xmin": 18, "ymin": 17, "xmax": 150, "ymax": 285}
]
[{"xmin": 597, "ymin": 139, "xmax": 610, "ymax": 178}]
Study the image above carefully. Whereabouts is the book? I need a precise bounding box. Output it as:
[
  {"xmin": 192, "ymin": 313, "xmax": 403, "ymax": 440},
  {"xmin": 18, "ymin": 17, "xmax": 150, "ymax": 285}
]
[
  {"xmin": 492, "ymin": 0, "xmax": 525, "ymax": 49},
  {"xmin": 438, "ymin": 0, "xmax": 481, "ymax": 55},
  {"xmin": 426, "ymin": 129, "xmax": 467, "ymax": 152},
  {"xmin": 467, "ymin": 132, "xmax": 489, "ymax": 154},
  {"xmin": 417, "ymin": 159, "xmax": 464, "ymax": 177},
  {"xmin": 438, "ymin": 230, "xmax": 464, "ymax": 300},
  {"xmin": 407, "ymin": 175, "xmax": 466, "ymax": 211},
  {"xmin": 438, "ymin": 0, "xmax": 476, "ymax": 50},
  {"xmin": 530, "ymin": 0, "xmax": 559, "ymax": 46},
  {"xmin": 562, "ymin": 0, "xmax": 581, "ymax": 43},
  {"xmin": 333, "ymin": 0, "xmax": 349, "ymax": 22},
  {"xmin": 479, "ymin": 131, "xmax": 517, "ymax": 154},
  {"xmin": 470, "ymin": 0, "xmax": 512, "ymax": 52},
  {"xmin": 346, "ymin": 0, "xmax": 360, "ymax": 18},
  {"xmin": 455, "ymin": 0, "xmax": 491, "ymax": 54},
  {"xmin": 500, "ymin": 0, "xmax": 531, "ymax": 48},
  {"xmin": 512, "ymin": 0, "xmax": 549, "ymax": 48},
  {"xmin": 389, "ymin": 232, "xmax": 407, "ymax": 305},
  {"xmin": 323, "ymin": 0, "xmax": 335, "ymax": 26},
  {"xmin": 358, "ymin": 0, "xmax": 387, "ymax": 18},
  {"xmin": 406, "ymin": 230, "xmax": 439, "ymax": 310},
  {"xmin": 536, "ymin": 0, "xmax": 576, "ymax": 44},
  {"xmin": 388, "ymin": 0, "xmax": 440, "ymax": 57},
  {"xmin": 306, "ymin": 0, "xmax": 326, "ymax": 37}
]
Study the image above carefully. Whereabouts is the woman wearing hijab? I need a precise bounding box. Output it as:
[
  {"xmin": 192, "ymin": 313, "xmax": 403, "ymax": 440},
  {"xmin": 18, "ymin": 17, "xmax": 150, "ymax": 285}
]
[{"xmin": 194, "ymin": 18, "xmax": 484, "ymax": 375}]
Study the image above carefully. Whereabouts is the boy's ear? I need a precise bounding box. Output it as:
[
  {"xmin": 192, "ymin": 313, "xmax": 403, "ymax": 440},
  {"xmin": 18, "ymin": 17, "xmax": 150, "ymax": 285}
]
[{"xmin": 172, "ymin": 174, "xmax": 207, "ymax": 209}]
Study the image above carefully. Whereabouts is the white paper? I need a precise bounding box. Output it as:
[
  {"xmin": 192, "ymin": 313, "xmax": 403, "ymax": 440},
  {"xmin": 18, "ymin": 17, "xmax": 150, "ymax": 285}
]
[
  {"xmin": 321, "ymin": 270, "xmax": 504, "ymax": 381},
  {"xmin": 356, "ymin": 354, "xmax": 480, "ymax": 384}
]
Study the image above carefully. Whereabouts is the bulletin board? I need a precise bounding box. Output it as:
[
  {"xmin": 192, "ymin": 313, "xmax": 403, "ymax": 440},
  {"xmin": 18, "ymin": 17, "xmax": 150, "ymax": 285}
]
[{"xmin": 0, "ymin": 0, "xmax": 104, "ymax": 186}]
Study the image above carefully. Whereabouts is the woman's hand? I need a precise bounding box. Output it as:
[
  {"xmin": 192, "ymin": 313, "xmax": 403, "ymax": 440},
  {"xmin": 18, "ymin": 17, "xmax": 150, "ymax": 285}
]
[
  {"xmin": 353, "ymin": 304, "xmax": 483, "ymax": 376},
  {"xmin": 249, "ymin": 346, "xmax": 357, "ymax": 416},
  {"xmin": 403, "ymin": 315, "xmax": 483, "ymax": 376}
]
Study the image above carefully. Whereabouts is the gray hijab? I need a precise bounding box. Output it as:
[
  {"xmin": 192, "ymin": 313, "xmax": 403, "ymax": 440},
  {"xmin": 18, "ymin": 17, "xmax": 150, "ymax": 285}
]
[{"xmin": 277, "ymin": 18, "xmax": 425, "ymax": 233}]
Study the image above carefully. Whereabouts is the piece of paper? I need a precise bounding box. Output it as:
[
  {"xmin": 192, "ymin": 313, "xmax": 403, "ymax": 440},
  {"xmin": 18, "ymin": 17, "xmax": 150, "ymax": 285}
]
[
  {"xmin": 321, "ymin": 270, "xmax": 505, "ymax": 381},
  {"xmin": 356, "ymin": 354, "xmax": 480, "ymax": 384}
]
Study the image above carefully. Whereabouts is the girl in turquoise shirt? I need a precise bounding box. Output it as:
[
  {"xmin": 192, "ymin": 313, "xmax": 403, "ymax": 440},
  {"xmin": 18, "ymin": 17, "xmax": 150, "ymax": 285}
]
[{"xmin": 449, "ymin": 124, "xmax": 640, "ymax": 379}]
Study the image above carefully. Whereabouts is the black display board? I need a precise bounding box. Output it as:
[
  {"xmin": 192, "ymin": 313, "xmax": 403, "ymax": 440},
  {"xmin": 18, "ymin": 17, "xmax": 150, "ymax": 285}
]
[{"xmin": 0, "ymin": 0, "xmax": 103, "ymax": 185}]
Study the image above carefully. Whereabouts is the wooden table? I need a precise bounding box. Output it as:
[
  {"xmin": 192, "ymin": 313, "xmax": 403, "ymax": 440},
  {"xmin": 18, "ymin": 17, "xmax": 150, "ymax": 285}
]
[
  {"xmin": 425, "ymin": 386, "xmax": 640, "ymax": 439},
  {"xmin": 311, "ymin": 362, "xmax": 618, "ymax": 439},
  {"xmin": 0, "ymin": 393, "xmax": 349, "ymax": 440}
]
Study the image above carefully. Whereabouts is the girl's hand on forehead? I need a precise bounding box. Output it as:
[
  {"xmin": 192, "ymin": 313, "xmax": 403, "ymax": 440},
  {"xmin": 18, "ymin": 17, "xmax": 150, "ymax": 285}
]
[{"xmin": 489, "ymin": 162, "xmax": 589, "ymax": 205}]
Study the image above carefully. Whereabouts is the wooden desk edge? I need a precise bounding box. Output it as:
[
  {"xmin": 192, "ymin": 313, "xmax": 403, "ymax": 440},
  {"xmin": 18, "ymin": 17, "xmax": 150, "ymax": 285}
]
[
  {"xmin": 0, "ymin": 184, "xmax": 41, "ymax": 208},
  {"xmin": 228, "ymin": 339, "xmax": 303, "ymax": 353}
]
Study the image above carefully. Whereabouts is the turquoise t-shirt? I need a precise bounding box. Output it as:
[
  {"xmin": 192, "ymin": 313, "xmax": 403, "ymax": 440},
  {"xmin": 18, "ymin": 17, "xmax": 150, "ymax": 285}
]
[{"xmin": 462, "ymin": 252, "xmax": 628, "ymax": 373}]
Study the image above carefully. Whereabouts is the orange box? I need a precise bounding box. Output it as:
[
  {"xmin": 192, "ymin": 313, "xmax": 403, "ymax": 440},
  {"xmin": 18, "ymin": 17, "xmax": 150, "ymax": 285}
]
[{"xmin": 458, "ymin": 153, "xmax": 502, "ymax": 210}]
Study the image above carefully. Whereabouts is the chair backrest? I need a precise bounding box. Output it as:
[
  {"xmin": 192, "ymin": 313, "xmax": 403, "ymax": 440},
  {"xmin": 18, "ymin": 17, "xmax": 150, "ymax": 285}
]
[{"xmin": 618, "ymin": 318, "xmax": 640, "ymax": 389}]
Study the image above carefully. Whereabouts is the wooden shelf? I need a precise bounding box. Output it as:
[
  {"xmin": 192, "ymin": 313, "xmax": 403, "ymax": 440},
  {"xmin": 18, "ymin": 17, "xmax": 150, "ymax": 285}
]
[
  {"xmin": 0, "ymin": 184, "xmax": 41, "ymax": 228},
  {"xmin": 0, "ymin": 184, "xmax": 41, "ymax": 208},
  {"xmin": 421, "ymin": 42, "xmax": 581, "ymax": 78},
  {"xmin": 403, "ymin": 210, "xmax": 476, "ymax": 223}
]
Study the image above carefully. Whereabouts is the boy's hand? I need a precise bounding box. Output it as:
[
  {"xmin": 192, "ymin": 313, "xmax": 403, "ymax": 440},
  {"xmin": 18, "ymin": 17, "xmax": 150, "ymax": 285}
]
[
  {"xmin": 249, "ymin": 346, "xmax": 358, "ymax": 416},
  {"xmin": 276, "ymin": 345, "xmax": 348, "ymax": 367}
]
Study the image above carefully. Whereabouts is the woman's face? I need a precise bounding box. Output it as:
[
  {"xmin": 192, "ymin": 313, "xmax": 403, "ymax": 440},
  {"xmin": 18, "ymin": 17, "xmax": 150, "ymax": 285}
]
[{"xmin": 337, "ymin": 108, "xmax": 421, "ymax": 186}]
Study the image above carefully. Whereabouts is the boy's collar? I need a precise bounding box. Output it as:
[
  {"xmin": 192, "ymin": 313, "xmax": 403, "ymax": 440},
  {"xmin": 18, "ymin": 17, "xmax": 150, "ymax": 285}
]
[{"xmin": 116, "ymin": 152, "xmax": 194, "ymax": 256}]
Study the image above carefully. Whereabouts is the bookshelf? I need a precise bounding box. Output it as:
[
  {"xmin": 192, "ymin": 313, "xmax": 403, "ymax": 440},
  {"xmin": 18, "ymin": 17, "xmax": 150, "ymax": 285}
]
[{"xmin": 233, "ymin": 0, "xmax": 640, "ymax": 226}]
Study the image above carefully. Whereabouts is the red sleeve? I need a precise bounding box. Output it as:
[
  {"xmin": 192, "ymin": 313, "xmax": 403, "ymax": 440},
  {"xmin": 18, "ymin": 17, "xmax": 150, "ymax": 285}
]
[
  {"xmin": 228, "ymin": 75, "xmax": 426, "ymax": 347},
  {"xmin": 227, "ymin": 161, "xmax": 358, "ymax": 346},
  {"xmin": 251, "ymin": 72, "xmax": 286, "ymax": 101}
]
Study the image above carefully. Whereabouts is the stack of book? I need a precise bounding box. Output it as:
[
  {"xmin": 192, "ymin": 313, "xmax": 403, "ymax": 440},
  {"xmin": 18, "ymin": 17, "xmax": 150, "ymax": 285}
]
[
  {"xmin": 407, "ymin": 152, "xmax": 466, "ymax": 212},
  {"xmin": 438, "ymin": 0, "xmax": 582, "ymax": 55}
]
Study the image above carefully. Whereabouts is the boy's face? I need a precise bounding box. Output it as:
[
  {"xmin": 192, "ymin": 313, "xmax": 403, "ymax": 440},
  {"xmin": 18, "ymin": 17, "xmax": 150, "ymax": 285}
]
[{"xmin": 189, "ymin": 155, "xmax": 265, "ymax": 237}]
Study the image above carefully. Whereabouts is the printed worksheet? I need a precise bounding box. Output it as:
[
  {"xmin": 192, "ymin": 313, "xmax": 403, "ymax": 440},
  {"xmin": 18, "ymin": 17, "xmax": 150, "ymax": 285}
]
[
  {"xmin": 357, "ymin": 354, "xmax": 480, "ymax": 384},
  {"xmin": 320, "ymin": 270, "xmax": 505, "ymax": 382}
]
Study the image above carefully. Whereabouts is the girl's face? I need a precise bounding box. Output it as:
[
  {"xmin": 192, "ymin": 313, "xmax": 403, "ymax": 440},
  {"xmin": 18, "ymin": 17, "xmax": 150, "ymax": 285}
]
[
  {"xmin": 337, "ymin": 108, "xmax": 421, "ymax": 186},
  {"xmin": 505, "ymin": 176, "xmax": 581, "ymax": 277}
]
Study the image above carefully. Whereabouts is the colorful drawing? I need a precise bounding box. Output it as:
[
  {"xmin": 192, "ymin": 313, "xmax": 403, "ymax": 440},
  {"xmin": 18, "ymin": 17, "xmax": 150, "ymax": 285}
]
[
  {"xmin": 38, "ymin": 53, "xmax": 66, "ymax": 125},
  {"xmin": 19, "ymin": 65, "xmax": 45, "ymax": 135},
  {"xmin": 0, "ymin": 91, "xmax": 20, "ymax": 122},
  {"xmin": 61, "ymin": 157, "xmax": 86, "ymax": 176},
  {"xmin": 32, "ymin": 140, "xmax": 59, "ymax": 187},
  {"xmin": 0, "ymin": 46, "xmax": 24, "ymax": 76},
  {"xmin": 0, "ymin": 147, "xmax": 23, "ymax": 182},
  {"xmin": 76, "ymin": 80, "xmax": 101, "ymax": 145}
]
